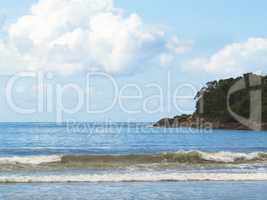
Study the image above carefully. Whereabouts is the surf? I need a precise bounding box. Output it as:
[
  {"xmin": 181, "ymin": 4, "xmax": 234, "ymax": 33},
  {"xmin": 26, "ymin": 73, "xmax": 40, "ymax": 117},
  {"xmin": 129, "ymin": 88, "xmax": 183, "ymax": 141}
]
[
  {"xmin": 1, "ymin": 173, "xmax": 267, "ymax": 183},
  {"xmin": 0, "ymin": 151, "xmax": 267, "ymax": 169}
]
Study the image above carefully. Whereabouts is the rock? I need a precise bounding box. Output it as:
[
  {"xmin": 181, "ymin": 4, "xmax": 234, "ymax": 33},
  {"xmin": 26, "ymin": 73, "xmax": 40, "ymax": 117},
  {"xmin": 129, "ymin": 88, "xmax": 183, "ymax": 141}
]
[
  {"xmin": 153, "ymin": 115, "xmax": 267, "ymax": 130},
  {"xmin": 153, "ymin": 118, "xmax": 175, "ymax": 128}
]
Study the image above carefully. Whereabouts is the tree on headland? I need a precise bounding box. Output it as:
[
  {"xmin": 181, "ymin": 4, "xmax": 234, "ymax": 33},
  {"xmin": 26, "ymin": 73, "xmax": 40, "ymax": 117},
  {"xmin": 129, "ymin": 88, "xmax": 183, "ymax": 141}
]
[{"xmin": 195, "ymin": 73, "xmax": 267, "ymax": 123}]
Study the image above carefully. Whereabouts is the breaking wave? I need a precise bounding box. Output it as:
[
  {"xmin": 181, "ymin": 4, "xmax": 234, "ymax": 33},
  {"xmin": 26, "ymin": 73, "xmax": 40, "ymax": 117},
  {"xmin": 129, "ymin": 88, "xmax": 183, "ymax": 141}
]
[
  {"xmin": 0, "ymin": 151, "xmax": 267, "ymax": 168},
  {"xmin": 1, "ymin": 151, "xmax": 267, "ymax": 183},
  {"xmin": 0, "ymin": 155, "xmax": 61, "ymax": 165},
  {"xmin": 0, "ymin": 151, "xmax": 267, "ymax": 167},
  {"xmin": 59, "ymin": 151, "xmax": 267, "ymax": 165}
]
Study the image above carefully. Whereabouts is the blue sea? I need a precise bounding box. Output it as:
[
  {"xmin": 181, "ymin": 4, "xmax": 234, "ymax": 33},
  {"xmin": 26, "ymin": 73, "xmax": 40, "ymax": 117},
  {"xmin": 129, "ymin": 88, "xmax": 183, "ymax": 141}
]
[{"xmin": 0, "ymin": 122, "xmax": 267, "ymax": 199}]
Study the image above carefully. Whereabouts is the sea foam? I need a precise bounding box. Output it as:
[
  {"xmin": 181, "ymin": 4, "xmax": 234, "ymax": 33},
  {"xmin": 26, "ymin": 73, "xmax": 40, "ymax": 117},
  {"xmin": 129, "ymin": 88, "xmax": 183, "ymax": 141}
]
[
  {"xmin": 0, "ymin": 173, "xmax": 267, "ymax": 183},
  {"xmin": 0, "ymin": 155, "xmax": 61, "ymax": 165}
]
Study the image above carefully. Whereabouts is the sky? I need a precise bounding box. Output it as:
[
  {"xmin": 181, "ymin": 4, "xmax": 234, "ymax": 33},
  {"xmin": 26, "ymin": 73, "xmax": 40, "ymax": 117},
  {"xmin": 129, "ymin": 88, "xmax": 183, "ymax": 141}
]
[{"xmin": 0, "ymin": 0, "xmax": 266, "ymax": 122}]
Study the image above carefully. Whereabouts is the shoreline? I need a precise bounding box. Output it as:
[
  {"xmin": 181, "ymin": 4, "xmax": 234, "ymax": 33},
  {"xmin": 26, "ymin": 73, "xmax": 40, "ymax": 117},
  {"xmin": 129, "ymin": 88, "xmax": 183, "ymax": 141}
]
[{"xmin": 153, "ymin": 115, "xmax": 267, "ymax": 131}]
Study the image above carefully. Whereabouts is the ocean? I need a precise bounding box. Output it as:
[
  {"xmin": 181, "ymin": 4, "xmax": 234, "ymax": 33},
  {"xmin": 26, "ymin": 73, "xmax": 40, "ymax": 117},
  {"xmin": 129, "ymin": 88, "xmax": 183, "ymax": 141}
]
[{"xmin": 0, "ymin": 122, "xmax": 266, "ymax": 199}]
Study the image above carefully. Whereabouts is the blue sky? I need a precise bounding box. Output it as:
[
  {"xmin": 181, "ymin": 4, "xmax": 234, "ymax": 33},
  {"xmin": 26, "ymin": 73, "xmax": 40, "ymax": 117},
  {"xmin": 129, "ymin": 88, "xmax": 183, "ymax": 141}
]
[{"xmin": 0, "ymin": 0, "xmax": 266, "ymax": 122}]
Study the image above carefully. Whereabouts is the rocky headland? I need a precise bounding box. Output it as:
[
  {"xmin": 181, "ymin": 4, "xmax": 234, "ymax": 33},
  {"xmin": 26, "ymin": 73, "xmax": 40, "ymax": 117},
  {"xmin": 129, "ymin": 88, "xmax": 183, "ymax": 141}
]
[{"xmin": 153, "ymin": 73, "xmax": 267, "ymax": 130}]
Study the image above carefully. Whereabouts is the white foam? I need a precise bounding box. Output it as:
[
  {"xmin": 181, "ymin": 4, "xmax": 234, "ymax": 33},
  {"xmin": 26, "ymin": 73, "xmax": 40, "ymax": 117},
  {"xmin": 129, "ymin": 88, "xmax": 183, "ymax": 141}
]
[
  {"xmin": 0, "ymin": 155, "xmax": 62, "ymax": 165},
  {"xmin": 199, "ymin": 152, "xmax": 261, "ymax": 163},
  {"xmin": 0, "ymin": 173, "xmax": 267, "ymax": 183}
]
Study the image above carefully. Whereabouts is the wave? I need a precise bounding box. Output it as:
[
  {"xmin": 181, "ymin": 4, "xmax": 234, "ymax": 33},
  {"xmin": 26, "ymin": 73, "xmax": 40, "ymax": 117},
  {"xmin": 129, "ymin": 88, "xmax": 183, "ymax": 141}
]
[
  {"xmin": 0, "ymin": 155, "xmax": 61, "ymax": 165},
  {"xmin": 60, "ymin": 152, "xmax": 267, "ymax": 165},
  {"xmin": 0, "ymin": 173, "xmax": 267, "ymax": 183},
  {"xmin": 1, "ymin": 151, "xmax": 267, "ymax": 167}
]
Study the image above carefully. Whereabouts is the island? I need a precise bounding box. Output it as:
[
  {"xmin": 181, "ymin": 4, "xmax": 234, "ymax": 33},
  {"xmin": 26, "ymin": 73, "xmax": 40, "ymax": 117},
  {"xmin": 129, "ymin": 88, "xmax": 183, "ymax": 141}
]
[{"xmin": 153, "ymin": 73, "xmax": 267, "ymax": 130}]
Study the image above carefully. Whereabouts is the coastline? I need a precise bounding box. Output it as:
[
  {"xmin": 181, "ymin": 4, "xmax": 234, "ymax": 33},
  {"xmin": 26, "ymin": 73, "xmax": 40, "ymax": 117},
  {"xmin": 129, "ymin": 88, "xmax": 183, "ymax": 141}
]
[{"xmin": 153, "ymin": 115, "xmax": 267, "ymax": 130}]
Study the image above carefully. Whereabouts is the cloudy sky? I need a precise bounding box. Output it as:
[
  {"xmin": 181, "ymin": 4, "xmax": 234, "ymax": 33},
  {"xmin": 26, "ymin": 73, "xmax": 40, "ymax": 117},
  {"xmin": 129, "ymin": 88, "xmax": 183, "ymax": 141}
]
[{"xmin": 0, "ymin": 0, "xmax": 266, "ymax": 122}]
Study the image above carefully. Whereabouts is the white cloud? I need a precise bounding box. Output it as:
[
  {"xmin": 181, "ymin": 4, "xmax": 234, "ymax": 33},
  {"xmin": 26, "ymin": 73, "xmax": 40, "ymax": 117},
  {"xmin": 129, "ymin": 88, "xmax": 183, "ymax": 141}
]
[
  {"xmin": 0, "ymin": 0, "xmax": 189, "ymax": 75},
  {"xmin": 160, "ymin": 36, "xmax": 192, "ymax": 66},
  {"xmin": 166, "ymin": 36, "xmax": 193, "ymax": 54},
  {"xmin": 160, "ymin": 53, "xmax": 174, "ymax": 65},
  {"xmin": 187, "ymin": 38, "xmax": 267, "ymax": 77}
]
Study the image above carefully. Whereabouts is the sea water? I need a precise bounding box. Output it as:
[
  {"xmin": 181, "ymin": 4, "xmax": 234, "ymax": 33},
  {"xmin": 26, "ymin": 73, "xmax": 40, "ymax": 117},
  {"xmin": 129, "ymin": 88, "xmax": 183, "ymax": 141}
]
[{"xmin": 0, "ymin": 122, "xmax": 266, "ymax": 199}]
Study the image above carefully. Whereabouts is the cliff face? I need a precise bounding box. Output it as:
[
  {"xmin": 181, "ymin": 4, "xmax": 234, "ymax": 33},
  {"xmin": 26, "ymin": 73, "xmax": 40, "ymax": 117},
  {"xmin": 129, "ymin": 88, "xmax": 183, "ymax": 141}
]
[{"xmin": 153, "ymin": 73, "xmax": 267, "ymax": 130}]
